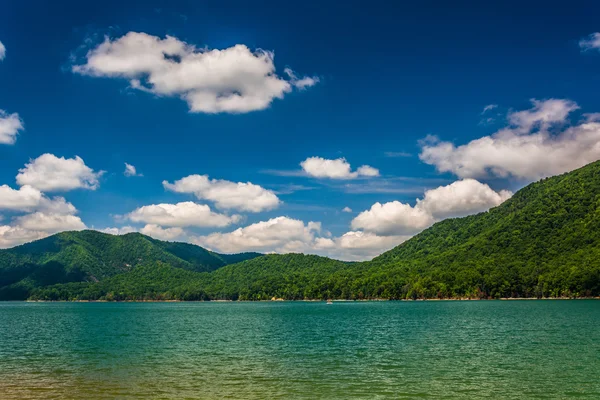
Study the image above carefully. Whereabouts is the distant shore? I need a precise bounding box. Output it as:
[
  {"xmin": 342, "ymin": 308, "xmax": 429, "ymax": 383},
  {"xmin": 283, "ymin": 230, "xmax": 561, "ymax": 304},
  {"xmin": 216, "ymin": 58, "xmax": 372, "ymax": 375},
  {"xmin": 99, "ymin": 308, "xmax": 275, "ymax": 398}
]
[{"xmin": 21, "ymin": 297, "xmax": 600, "ymax": 303}]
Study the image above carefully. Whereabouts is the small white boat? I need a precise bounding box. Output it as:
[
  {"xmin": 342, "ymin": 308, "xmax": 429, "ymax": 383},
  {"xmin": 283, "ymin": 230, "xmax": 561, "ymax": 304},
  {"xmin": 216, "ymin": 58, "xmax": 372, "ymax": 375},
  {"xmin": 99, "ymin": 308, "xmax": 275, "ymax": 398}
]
[{"xmin": 326, "ymin": 300, "xmax": 333, "ymax": 304}]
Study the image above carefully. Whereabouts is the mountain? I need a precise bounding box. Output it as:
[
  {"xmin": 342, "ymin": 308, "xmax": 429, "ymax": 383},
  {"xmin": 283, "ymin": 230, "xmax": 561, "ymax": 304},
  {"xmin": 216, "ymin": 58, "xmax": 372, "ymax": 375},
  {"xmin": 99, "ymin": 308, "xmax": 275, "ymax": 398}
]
[
  {"xmin": 29, "ymin": 254, "xmax": 351, "ymax": 301},
  {"xmin": 0, "ymin": 230, "xmax": 261, "ymax": 300},
  {"xmin": 365, "ymin": 159, "xmax": 600, "ymax": 298},
  {"xmin": 7, "ymin": 161, "xmax": 600, "ymax": 301}
]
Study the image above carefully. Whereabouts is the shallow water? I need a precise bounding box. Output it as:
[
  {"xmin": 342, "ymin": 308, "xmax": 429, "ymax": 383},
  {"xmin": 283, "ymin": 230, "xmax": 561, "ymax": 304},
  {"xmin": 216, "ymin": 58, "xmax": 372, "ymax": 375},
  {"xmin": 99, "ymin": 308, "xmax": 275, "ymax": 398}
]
[{"xmin": 0, "ymin": 301, "xmax": 599, "ymax": 399}]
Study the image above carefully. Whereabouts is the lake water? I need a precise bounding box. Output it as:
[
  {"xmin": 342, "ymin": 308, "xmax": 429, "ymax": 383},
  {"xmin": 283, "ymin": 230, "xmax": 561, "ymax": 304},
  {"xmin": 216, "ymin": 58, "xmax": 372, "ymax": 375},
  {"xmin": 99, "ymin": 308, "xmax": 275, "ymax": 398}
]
[{"xmin": 0, "ymin": 301, "xmax": 599, "ymax": 399}]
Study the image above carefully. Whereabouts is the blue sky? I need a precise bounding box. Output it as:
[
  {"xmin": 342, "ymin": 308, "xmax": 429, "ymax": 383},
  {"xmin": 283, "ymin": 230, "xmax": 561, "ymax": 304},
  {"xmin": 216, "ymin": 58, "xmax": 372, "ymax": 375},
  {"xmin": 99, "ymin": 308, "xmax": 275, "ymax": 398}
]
[{"xmin": 1, "ymin": 0, "xmax": 600, "ymax": 259}]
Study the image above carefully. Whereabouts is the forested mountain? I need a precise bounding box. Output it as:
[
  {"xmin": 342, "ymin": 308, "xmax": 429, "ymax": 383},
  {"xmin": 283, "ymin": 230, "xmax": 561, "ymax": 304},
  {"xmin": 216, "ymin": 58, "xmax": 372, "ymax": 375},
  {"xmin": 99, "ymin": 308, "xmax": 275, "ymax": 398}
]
[
  {"xmin": 0, "ymin": 231, "xmax": 260, "ymax": 300},
  {"xmin": 6, "ymin": 161, "xmax": 600, "ymax": 301},
  {"xmin": 365, "ymin": 159, "xmax": 600, "ymax": 298}
]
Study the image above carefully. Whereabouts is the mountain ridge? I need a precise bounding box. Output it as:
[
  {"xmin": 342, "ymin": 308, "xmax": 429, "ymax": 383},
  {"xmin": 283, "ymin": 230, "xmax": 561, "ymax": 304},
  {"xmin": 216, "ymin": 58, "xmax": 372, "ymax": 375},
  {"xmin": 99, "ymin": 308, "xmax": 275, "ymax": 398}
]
[{"xmin": 0, "ymin": 230, "xmax": 261, "ymax": 299}]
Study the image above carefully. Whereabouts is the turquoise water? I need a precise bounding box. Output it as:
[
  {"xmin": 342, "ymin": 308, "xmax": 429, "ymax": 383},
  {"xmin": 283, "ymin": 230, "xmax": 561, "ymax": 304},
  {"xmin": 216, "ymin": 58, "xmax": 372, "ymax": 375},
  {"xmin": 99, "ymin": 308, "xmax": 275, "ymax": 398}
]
[{"xmin": 0, "ymin": 301, "xmax": 599, "ymax": 399}]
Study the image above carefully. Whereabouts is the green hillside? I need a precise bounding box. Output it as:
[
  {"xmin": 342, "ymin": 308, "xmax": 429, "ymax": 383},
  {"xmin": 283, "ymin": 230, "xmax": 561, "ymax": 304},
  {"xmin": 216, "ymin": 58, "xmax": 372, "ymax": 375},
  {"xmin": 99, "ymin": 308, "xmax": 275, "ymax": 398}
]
[
  {"xmin": 29, "ymin": 254, "xmax": 351, "ymax": 301},
  {"xmin": 0, "ymin": 231, "xmax": 260, "ymax": 300},
  {"xmin": 7, "ymin": 161, "xmax": 600, "ymax": 301},
  {"xmin": 365, "ymin": 159, "xmax": 600, "ymax": 298}
]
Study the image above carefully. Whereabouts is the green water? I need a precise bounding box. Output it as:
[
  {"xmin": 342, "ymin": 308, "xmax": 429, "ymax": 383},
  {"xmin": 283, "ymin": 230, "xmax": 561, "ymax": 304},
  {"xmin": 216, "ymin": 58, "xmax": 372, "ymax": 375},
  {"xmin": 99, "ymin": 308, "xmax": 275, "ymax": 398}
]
[{"xmin": 0, "ymin": 301, "xmax": 599, "ymax": 399}]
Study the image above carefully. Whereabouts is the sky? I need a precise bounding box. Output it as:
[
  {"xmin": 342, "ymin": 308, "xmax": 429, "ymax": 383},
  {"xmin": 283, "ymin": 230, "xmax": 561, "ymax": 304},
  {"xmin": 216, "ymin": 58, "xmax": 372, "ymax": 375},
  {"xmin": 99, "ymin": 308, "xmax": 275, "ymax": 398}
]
[{"xmin": 1, "ymin": 0, "xmax": 600, "ymax": 260}]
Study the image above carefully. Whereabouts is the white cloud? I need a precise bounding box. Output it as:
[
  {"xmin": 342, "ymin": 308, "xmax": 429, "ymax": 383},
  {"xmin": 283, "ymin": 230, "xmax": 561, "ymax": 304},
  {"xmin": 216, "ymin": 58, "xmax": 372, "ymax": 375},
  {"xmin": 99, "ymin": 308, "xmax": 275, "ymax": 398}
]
[
  {"xmin": 356, "ymin": 165, "xmax": 380, "ymax": 177},
  {"xmin": 300, "ymin": 157, "xmax": 380, "ymax": 179},
  {"xmin": 192, "ymin": 216, "xmax": 321, "ymax": 254},
  {"xmin": 585, "ymin": 113, "xmax": 600, "ymax": 122},
  {"xmin": 0, "ymin": 226, "xmax": 48, "ymax": 249},
  {"xmin": 351, "ymin": 179, "xmax": 511, "ymax": 236},
  {"xmin": 14, "ymin": 212, "xmax": 86, "ymax": 233},
  {"xmin": 192, "ymin": 215, "xmax": 406, "ymax": 261},
  {"xmin": 580, "ymin": 32, "xmax": 600, "ymax": 51},
  {"xmin": 342, "ymin": 206, "xmax": 352, "ymax": 213},
  {"xmin": 420, "ymin": 99, "xmax": 600, "ymax": 180},
  {"xmin": 16, "ymin": 154, "xmax": 103, "ymax": 191},
  {"xmin": 0, "ymin": 40, "xmax": 5, "ymax": 60},
  {"xmin": 99, "ymin": 226, "xmax": 138, "ymax": 235},
  {"xmin": 507, "ymin": 99, "xmax": 578, "ymax": 133},
  {"xmin": 140, "ymin": 224, "xmax": 185, "ymax": 241},
  {"xmin": 0, "ymin": 110, "xmax": 24, "ymax": 145},
  {"xmin": 351, "ymin": 201, "xmax": 434, "ymax": 236},
  {"xmin": 0, "ymin": 210, "xmax": 87, "ymax": 248},
  {"xmin": 482, "ymin": 104, "xmax": 497, "ymax": 114},
  {"xmin": 38, "ymin": 196, "xmax": 78, "ymax": 215},
  {"xmin": 284, "ymin": 68, "xmax": 320, "ymax": 89},
  {"xmin": 384, "ymin": 151, "xmax": 411, "ymax": 158},
  {"xmin": 416, "ymin": 179, "xmax": 512, "ymax": 220},
  {"xmin": 127, "ymin": 201, "xmax": 241, "ymax": 228},
  {"xmin": 0, "ymin": 184, "xmax": 77, "ymax": 215},
  {"xmin": 0, "ymin": 185, "xmax": 43, "ymax": 211},
  {"xmin": 190, "ymin": 178, "xmax": 511, "ymax": 260},
  {"xmin": 315, "ymin": 231, "xmax": 409, "ymax": 261},
  {"xmin": 163, "ymin": 174, "xmax": 280, "ymax": 212},
  {"xmin": 124, "ymin": 163, "xmax": 142, "ymax": 177},
  {"xmin": 0, "ymin": 182, "xmax": 85, "ymax": 248},
  {"xmin": 73, "ymin": 32, "xmax": 318, "ymax": 114}
]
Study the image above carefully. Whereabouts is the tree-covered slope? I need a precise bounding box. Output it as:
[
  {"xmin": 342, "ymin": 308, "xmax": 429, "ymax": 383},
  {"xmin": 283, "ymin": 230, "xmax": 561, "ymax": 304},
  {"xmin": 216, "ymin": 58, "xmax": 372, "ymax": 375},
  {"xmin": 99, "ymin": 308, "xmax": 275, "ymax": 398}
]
[
  {"xmin": 204, "ymin": 254, "xmax": 351, "ymax": 300},
  {"xmin": 0, "ymin": 231, "xmax": 260, "ymax": 299},
  {"xmin": 365, "ymin": 160, "xmax": 600, "ymax": 298},
  {"xmin": 29, "ymin": 254, "xmax": 352, "ymax": 301}
]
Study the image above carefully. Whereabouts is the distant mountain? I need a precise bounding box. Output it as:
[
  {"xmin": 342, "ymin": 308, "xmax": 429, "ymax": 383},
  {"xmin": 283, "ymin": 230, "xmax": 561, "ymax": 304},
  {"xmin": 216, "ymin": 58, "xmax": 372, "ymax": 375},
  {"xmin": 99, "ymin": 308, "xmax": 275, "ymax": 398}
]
[
  {"xmin": 0, "ymin": 230, "xmax": 261, "ymax": 300},
  {"xmin": 7, "ymin": 161, "xmax": 600, "ymax": 301},
  {"xmin": 30, "ymin": 254, "xmax": 351, "ymax": 301}
]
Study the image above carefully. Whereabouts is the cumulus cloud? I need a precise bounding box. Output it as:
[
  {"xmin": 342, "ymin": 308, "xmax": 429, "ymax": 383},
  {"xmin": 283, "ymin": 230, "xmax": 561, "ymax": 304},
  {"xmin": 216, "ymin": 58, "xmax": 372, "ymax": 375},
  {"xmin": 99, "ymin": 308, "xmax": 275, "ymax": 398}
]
[
  {"xmin": 351, "ymin": 201, "xmax": 434, "ymax": 236},
  {"xmin": 580, "ymin": 32, "xmax": 600, "ymax": 51},
  {"xmin": 0, "ymin": 110, "xmax": 24, "ymax": 145},
  {"xmin": 342, "ymin": 206, "xmax": 352, "ymax": 213},
  {"xmin": 507, "ymin": 99, "xmax": 578, "ymax": 133},
  {"xmin": 14, "ymin": 212, "xmax": 86, "ymax": 233},
  {"xmin": 314, "ymin": 231, "xmax": 409, "ymax": 261},
  {"xmin": 72, "ymin": 32, "xmax": 318, "ymax": 114},
  {"xmin": 16, "ymin": 154, "xmax": 103, "ymax": 191},
  {"xmin": 0, "ymin": 184, "xmax": 77, "ymax": 214},
  {"xmin": 420, "ymin": 99, "xmax": 600, "ymax": 180},
  {"xmin": 351, "ymin": 179, "xmax": 511, "ymax": 236},
  {"xmin": 124, "ymin": 163, "xmax": 142, "ymax": 177},
  {"xmin": 0, "ymin": 209, "xmax": 86, "ymax": 249},
  {"xmin": 192, "ymin": 215, "xmax": 406, "ymax": 261},
  {"xmin": 300, "ymin": 157, "xmax": 380, "ymax": 179},
  {"xmin": 0, "ymin": 185, "xmax": 44, "ymax": 211},
  {"xmin": 127, "ymin": 201, "xmax": 241, "ymax": 228},
  {"xmin": 0, "ymin": 40, "xmax": 5, "ymax": 60},
  {"xmin": 192, "ymin": 216, "xmax": 321, "ymax": 254},
  {"xmin": 140, "ymin": 224, "xmax": 185, "ymax": 241},
  {"xmin": 163, "ymin": 174, "xmax": 280, "ymax": 212},
  {"xmin": 416, "ymin": 179, "xmax": 512, "ymax": 220},
  {"xmin": 0, "ymin": 226, "xmax": 48, "ymax": 249},
  {"xmin": 0, "ymin": 180, "xmax": 86, "ymax": 248},
  {"xmin": 190, "ymin": 178, "xmax": 511, "ymax": 260}
]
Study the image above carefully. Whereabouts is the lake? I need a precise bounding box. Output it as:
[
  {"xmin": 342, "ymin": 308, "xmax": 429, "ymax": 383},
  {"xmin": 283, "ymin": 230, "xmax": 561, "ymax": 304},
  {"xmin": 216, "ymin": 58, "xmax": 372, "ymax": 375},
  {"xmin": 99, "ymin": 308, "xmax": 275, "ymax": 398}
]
[{"xmin": 0, "ymin": 301, "xmax": 599, "ymax": 399}]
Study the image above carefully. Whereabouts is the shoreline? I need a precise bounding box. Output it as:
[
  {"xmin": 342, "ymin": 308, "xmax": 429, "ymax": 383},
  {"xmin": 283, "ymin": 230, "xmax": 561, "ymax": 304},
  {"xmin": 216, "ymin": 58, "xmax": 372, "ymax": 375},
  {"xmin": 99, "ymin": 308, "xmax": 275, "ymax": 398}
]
[{"xmin": 20, "ymin": 296, "xmax": 600, "ymax": 303}]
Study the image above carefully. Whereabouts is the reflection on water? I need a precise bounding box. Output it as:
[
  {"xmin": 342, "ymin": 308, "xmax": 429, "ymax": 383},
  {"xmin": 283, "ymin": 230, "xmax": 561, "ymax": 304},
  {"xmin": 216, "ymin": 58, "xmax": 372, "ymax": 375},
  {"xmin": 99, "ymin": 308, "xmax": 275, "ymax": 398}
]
[{"xmin": 1, "ymin": 301, "xmax": 599, "ymax": 399}]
